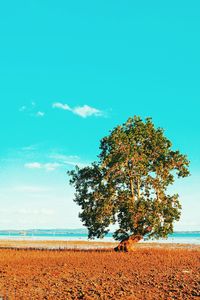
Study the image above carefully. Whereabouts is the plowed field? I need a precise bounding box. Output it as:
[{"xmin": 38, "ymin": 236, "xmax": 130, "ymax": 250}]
[{"xmin": 0, "ymin": 248, "xmax": 199, "ymax": 299}]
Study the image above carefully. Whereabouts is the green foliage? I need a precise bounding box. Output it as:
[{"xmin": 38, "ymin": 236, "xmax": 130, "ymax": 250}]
[{"xmin": 68, "ymin": 116, "xmax": 190, "ymax": 241}]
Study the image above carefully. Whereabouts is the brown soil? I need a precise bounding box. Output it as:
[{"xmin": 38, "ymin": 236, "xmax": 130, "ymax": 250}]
[{"xmin": 0, "ymin": 247, "xmax": 199, "ymax": 299}]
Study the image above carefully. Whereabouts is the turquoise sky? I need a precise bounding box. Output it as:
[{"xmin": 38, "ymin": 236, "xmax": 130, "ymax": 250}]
[{"xmin": 0, "ymin": 1, "xmax": 199, "ymax": 230}]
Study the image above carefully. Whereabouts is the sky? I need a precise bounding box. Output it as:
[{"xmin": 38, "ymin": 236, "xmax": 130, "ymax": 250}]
[{"xmin": 0, "ymin": 0, "xmax": 199, "ymax": 230}]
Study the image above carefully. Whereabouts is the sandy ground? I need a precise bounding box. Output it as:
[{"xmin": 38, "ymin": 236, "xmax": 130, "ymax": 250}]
[
  {"xmin": 0, "ymin": 241, "xmax": 199, "ymax": 299},
  {"xmin": 0, "ymin": 239, "xmax": 199, "ymax": 250}
]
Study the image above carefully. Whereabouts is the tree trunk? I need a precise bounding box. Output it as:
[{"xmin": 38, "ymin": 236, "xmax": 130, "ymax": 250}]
[
  {"xmin": 137, "ymin": 178, "xmax": 140, "ymax": 200},
  {"xmin": 114, "ymin": 234, "xmax": 143, "ymax": 252},
  {"xmin": 130, "ymin": 178, "xmax": 135, "ymax": 202}
]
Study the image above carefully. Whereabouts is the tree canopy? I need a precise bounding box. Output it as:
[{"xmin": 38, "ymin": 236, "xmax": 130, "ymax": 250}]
[{"xmin": 68, "ymin": 116, "xmax": 190, "ymax": 241}]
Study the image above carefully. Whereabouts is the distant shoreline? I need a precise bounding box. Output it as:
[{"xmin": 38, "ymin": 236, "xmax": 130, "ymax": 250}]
[{"xmin": 0, "ymin": 230, "xmax": 199, "ymax": 245}]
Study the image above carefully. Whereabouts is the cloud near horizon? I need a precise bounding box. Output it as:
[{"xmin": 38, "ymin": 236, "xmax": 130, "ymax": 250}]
[
  {"xmin": 52, "ymin": 102, "xmax": 103, "ymax": 118},
  {"xmin": 13, "ymin": 185, "xmax": 51, "ymax": 193},
  {"xmin": 24, "ymin": 153, "xmax": 89, "ymax": 172},
  {"xmin": 24, "ymin": 162, "xmax": 61, "ymax": 171}
]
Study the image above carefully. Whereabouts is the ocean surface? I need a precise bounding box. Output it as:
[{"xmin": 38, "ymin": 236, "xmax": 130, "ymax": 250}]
[{"xmin": 0, "ymin": 229, "xmax": 199, "ymax": 244}]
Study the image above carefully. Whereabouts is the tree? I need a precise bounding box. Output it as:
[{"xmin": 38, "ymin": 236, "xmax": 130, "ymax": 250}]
[{"xmin": 68, "ymin": 116, "xmax": 190, "ymax": 243}]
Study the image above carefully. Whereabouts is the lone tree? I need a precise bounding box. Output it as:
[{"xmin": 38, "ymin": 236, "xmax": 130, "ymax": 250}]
[{"xmin": 68, "ymin": 116, "xmax": 190, "ymax": 249}]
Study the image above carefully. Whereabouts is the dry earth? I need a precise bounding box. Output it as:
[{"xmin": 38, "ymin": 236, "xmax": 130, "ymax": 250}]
[{"xmin": 0, "ymin": 246, "xmax": 199, "ymax": 299}]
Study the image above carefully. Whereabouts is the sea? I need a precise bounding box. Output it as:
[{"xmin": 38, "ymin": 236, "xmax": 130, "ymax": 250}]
[{"xmin": 0, "ymin": 229, "xmax": 199, "ymax": 244}]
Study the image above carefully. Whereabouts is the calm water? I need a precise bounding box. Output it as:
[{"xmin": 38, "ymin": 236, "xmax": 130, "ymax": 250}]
[{"xmin": 0, "ymin": 229, "xmax": 199, "ymax": 244}]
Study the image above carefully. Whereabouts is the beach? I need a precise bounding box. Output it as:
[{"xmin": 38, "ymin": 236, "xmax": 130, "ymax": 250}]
[
  {"xmin": 0, "ymin": 239, "xmax": 200, "ymax": 250},
  {"xmin": 0, "ymin": 241, "xmax": 199, "ymax": 299}
]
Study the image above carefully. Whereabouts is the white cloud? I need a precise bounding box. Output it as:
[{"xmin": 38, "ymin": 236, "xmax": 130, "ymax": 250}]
[
  {"xmin": 52, "ymin": 102, "xmax": 71, "ymax": 110},
  {"xmin": 52, "ymin": 102, "xmax": 103, "ymax": 118},
  {"xmin": 44, "ymin": 163, "xmax": 61, "ymax": 171},
  {"xmin": 73, "ymin": 105, "xmax": 102, "ymax": 118},
  {"xmin": 36, "ymin": 111, "xmax": 45, "ymax": 117},
  {"xmin": 64, "ymin": 160, "xmax": 88, "ymax": 168},
  {"xmin": 19, "ymin": 102, "xmax": 46, "ymax": 117},
  {"xmin": 49, "ymin": 154, "xmax": 89, "ymax": 168},
  {"xmin": 21, "ymin": 145, "xmax": 37, "ymax": 151},
  {"xmin": 24, "ymin": 162, "xmax": 61, "ymax": 171},
  {"xmin": 25, "ymin": 162, "xmax": 41, "ymax": 169}
]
